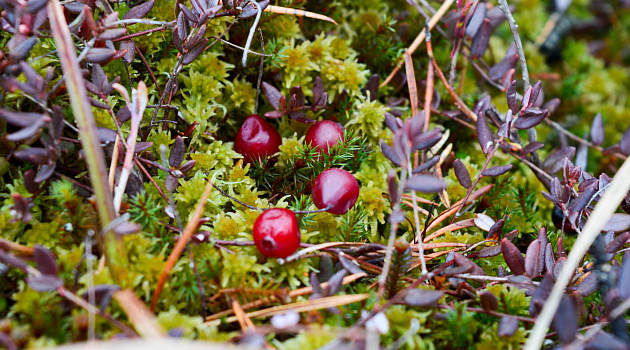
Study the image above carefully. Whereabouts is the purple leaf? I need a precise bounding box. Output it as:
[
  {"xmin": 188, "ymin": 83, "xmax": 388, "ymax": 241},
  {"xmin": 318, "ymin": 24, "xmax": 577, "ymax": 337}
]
[
  {"xmin": 380, "ymin": 140, "xmax": 404, "ymax": 167},
  {"xmin": 476, "ymin": 112, "xmax": 493, "ymax": 154},
  {"xmin": 27, "ymin": 275, "xmax": 63, "ymax": 292},
  {"xmin": 169, "ymin": 136, "xmax": 185, "ymax": 168},
  {"xmin": 481, "ymin": 164, "xmax": 513, "ymax": 177},
  {"xmin": 619, "ymin": 251, "xmax": 630, "ymax": 299},
  {"xmin": 486, "ymin": 219, "xmax": 505, "ymax": 240},
  {"xmin": 412, "ymin": 155, "xmax": 440, "ymax": 174},
  {"xmin": 489, "ymin": 54, "xmax": 518, "ymax": 81},
  {"xmin": 602, "ymin": 213, "xmax": 630, "ymax": 232},
  {"xmin": 404, "ymin": 288, "xmax": 444, "ymax": 307},
  {"xmin": 506, "ymin": 80, "xmax": 518, "ymax": 114},
  {"xmin": 501, "ymin": 238, "xmax": 525, "ymax": 275},
  {"xmin": 80, "ymin": 285, "xmax": 121, "ymax": 310},
  {"xmin": 405, "ymin": 175, "xmax": 446, "ymax": 193},
  {"xmin": 86, "ymin": 48, "xmax": 117, "ymax": 64},
  {"xmin": 262, "ymin": 82, "xmax": 282, "ymax": 110},
  {"xmin": 465, "ymin": 3, "xmax": 487, "ymax": 37},
  {"xmin": 529, "ymin": 272, "xmax": 554, "ymax": 317},
  {"xmin": 528, "ymin": 81, "xmax": 543, "ymax": 108},
  {"xmin": 497, "ymin": 315, "xmax": 519, "ymax": 337},
  {"xmin": 33, "ymin": 245, "xmax": 58, "ymax": 276},
  {"xmin": 0, "ymin": 250, "xmax": 28, "ymax": 271},
  {"xmin": 514, "ymin": 108, "xmax": 548, "ymax": 129},
  {"xmin": 551, "ymin": 297, "xmax": 577, "ymax": 343},
  {"xmin": 479, "ymin": 291, "xmax": 499, "ymax": 311},
  {"xmin": 542, "ymin": 147, "xmax": 576, "ymax": 174},
  {"xmin": 99, "ymin": 28, "xmax": 127, "ymax": 40},
  {"xmin": 576, "ymin": 271, "xmax": 598, "ymax": 296},
  {"xmin": 477, "ymin": 245, "xmax": 502, "ymax": 258},
  {"xmin": 470, "ymin": 19, "xmax": 491, "ymax": 59},
  {"xmin": 453, "ymin": 159, "xmax": 472, "ymax": 188},
  {"xmin": 14, "ymin": 147, "xmax": 50, "ymax": 165},
  {"xmin": 525, "ymin": 240, "xmax": 541, "ymax": 278},
  {"xmin": 620, "ymin": 125, "xmax": 630, "ymax": 156},
  {"xmin": 567, "ymin": 187, "xmax": 596, "ymax": 213},
  {"xmin": 181, "ymin": 38, "xmax": 208, "ymax": 65},
  {"xmin": 339, "ymin": 255, "xmax": 364, "ymax": 275},
  {"xmin": 520, "ymin": 141, "xmax": 544, "ymax": 156},
  {"xmin": 590, "ymin": 113, "xmax": 605, "ymax": 146}
]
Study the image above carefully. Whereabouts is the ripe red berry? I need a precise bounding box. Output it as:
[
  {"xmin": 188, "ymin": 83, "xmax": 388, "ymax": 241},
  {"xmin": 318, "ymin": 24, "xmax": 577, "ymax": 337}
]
[
  {"xmin": 312, "ymin": 168, "xmax": 360, "ymax": 215},
  {"xmin": 234, "ymin": 115, "xmax": 282, "ymax": 163},
  {"xmin": 253, "ymin": 208, "xmax": 300, "ymax": 258},
  {"xmin": 305, "ymin": 120, "xmax": 344, "ymax": 154}
]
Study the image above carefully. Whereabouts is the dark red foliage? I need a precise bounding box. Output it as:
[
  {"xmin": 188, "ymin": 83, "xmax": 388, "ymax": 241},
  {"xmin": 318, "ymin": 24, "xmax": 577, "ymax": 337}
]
[
  {"xmin": 234, "ymin": 115, "xmax": 282, "ymax": 164},
  {"xmin": 305, "ymin": 120, "xmax": 345, "ymax": 154},
  {"xmin": 312, "ymin": 168, "xmax": 360, "ymax": 215},
  {"xmin": 253, "ymin": 208, "xmax": 300, "ymax": 258}
]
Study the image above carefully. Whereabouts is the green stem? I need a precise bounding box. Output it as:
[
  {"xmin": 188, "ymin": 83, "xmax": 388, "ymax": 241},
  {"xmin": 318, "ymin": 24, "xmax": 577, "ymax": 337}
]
[{"xmin": 48, "ymin": 0, "xmax": 128, "ymax": 284}]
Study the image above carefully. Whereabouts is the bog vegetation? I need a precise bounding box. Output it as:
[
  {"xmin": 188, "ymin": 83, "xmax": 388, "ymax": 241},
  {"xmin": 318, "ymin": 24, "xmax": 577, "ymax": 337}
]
[{"xmin": 0, "ymin": 0, "xmax": 630, "ymax": 349}]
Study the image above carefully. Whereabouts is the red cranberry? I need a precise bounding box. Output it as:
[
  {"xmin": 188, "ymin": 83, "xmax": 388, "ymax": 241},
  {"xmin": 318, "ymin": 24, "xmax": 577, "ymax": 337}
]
[
  {"xmin": 234, "ymin": 115, "xmax": 282, "ymax": 163},
  {"xmin": 312, "ymin": 168, "xmax": 360, "ymax": 215},
  {"xmin": 305, "ymin": 120, "xmax": 344, "ymax": 154},
  {"xmin": 253, "ymin": 208, "xmax": 300, "ymax": 258}
]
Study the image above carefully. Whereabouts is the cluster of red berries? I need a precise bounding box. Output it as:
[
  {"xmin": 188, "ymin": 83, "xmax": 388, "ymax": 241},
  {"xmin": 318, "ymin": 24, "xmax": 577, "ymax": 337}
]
[{"xmin": 234, "ymin": 115, "xmax": 360, "ymax": 258}]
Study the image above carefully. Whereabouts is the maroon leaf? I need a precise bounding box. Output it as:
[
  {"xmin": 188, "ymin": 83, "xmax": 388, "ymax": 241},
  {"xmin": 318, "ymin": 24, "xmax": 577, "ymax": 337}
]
[
  {"xmin": 405, "ymin": 175, "xmax": 446, "ymax": 193},
  {"xmin": 576, "ymin": 272, "xmax": 598, "ymax": 296},
  {"xmin": 470, "ymin": 19, "xmax": 491, "ymax": 59},
  {"xmin": 551, "ymin": 296, "xmax": 577, "ymax": 343},
  {"xmin": 6, "ymin": 120, "xmax": 44, "ymax": 142},
  {"xmin": 476, "ymin": 112, "xmax": 493, "ymax": 154},
  {"xmin": 497, "ymin": 315, "xmax": 519, "ymax": 337},
  {"xmin": 542, "ymin": 147, "xmax": 576, "ymax": 174},
  {"xmin": 473, "ymin": 95, "xmax": 491, "ymax": 116},
  {"xmin": 325, "ymin": 269, "xmax": 348, "ymax": 296},
  {"xmin": 453, "ymin": 159, "xmax": 472, "ymax": 188},
  {"xmin": 238, "ymin": 0, "xmax": 269, "ymax": 18},
  {"xmin": 525, "ymin": 240, "xmax": 541, "ymax": 278},
  {"xmin": 33, "ymin": 245, "xmax": 58, "ymax": 276},
  {"xmin": 486, "ymin": 219, "xmax": 505, "ymax": 241},
  {"xmin": 529, "ymin": 272, "xmax": 554, "ymax": 317},
  {"xmin": 481, "ymin": 164, "xmax": 513, "ymax": 177},
  {"xmin": 134, "ymin": 142, "xmax": 153, "ymax": 154},
  {"xmin": 0, "ymin": 110, "xmax": 45, "ymax": 127},
  {"xmin": 514, "ymin": 108, "xmax": 548, "ymax": 129},
  {"xmin": 262, "ymin": 82, "xmax": 282, "ymax": 110},
  {"xmin": 620, "ymin": 125, "xmax": 630, "ymax": 156},
  {"xmin": 453, "ymin": 252, "xmax": 485, "ymax": 276},
  {"xmin": 27, "ymin": 275, "xmax": 63, "ymax": 292},
  {"xmin": 527, "ymin": 81, "xmax": 543, "ymax": 108},
  {"xmin": 365, "ymin": 74, "xmax": 379, "ymax": 101},
  {"xmin": 99, "ymin": 28, "xmax": 127, "ymax": 40},
  {"xmin": 86, "ymin": 48, "xmax": 117, "ymax": 64},
  {"xmin": 477, "ymin": 245, "xmax": 502, "ymax": 258},
  {"xmin": 479, "ymin": 291, "xmax": 498, "ymax": 311},
  {"xmin": 14, "ymin": 147, "xmax": 50, "ymax": 165},
  {"xmin": 506, "ymin": 80, "xmax": 518, "ymax": 114},
  {"xmin": 553, "ymin": 257, "xmax": 567, "ymax": 280},
  {"xmin": 520, "ymin": 141, "xmax": 544, "ymax": 156},
  {"xmin": 501, "ymin": 238, "xmax": 525, "ymax": 275},
  {"xmin": 567, "ymin": 186, "xmax": 596, "ymax": 213},
  {"xmin": 172, "ymin": 28, "xmax": 183, "ymax": 53},
  {"xmin": 124, "ymin": 0, "xmax": 154, "ymax": 19},
  {"xmin": 591, "ymin": 113, "xmax": 605, "ymax": 146},
  {"xmin": 545, "ymin": 242, "xmax": 555, "ymax": 274},
  {"xmin": 404, "ymin": 288, "xmax": 444, "ymax": 307},
  {"xmin": 489, "ymin": 54, "xmax": 518, "ymax": 81},
  {"xmin": 181, "ymin": 38, "xmax": 208, "ymax": 65},
  {"xmin": 169, "ymin": 136, "xmax": 185, "ymax": 168}
]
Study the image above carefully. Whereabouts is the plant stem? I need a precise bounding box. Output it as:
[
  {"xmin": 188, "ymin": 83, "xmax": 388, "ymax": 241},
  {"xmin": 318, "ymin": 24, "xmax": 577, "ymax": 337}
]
[
  {"xmin": 498, "ymin": 0, "xmax": 530, "ymax": 90},
  {"xmin": 48, "ymin": 0, "xmax": 127, "ymax": 283}
]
